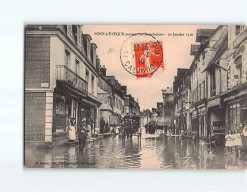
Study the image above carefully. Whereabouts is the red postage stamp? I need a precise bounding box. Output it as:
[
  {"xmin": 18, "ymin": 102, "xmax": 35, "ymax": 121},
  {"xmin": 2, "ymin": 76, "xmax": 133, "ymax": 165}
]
[
  {"xmin": 134, "ymin": 41, "xmax": 164, "ymax": 78},
  {"xmin": 120, "ymin": 33, "xmax": 164, "ymax": 78}
]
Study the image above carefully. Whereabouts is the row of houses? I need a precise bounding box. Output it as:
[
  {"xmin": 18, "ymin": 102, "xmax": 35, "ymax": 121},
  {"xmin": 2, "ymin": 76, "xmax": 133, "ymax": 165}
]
[
  {"xmin": 97, "ymin": 65, "xmax": 140, "ymax": 126},
  {"xmin": 161, "ymin": 25, "xmax": 247, "ymax": 143},
  {"xmin": 24, "ymin": 25, "xmax": 140, "ymax": 147}
]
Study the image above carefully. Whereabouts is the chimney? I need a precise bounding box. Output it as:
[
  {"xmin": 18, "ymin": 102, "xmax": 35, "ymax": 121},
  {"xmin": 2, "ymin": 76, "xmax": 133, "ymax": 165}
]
[
  {"xmin": 96, "ymin": 56, "xmax": 100, "ymax": 72},
  {"xmin": 99, "ymin": 65, "xmax": 106, "ymax": 77},
  {"xmin": 121, "ymin": 86, "xmax": 127, "ymax": 95}
]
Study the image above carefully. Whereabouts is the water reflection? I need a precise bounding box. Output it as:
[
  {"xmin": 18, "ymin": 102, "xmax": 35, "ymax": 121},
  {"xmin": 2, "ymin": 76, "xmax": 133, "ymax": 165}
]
[{"xmin": 25, "ymin": 134, "xmax": 247, "ymax": 169}]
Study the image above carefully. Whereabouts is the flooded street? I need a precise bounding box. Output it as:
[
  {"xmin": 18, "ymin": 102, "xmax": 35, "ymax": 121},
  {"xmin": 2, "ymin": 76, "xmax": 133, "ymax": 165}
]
[{"xmin": 25, "ymin": 131, "xmax": 247, "ymax": 169}]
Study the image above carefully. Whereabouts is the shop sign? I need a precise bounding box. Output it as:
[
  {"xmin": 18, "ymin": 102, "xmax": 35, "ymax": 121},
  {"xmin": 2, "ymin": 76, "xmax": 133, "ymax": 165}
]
[{"xmin": 212, "ymin": 121, "xmax": 225, "ymax": 134}]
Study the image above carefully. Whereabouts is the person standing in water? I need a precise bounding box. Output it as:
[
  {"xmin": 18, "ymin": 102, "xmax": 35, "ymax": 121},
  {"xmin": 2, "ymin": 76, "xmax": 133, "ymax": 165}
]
[{"xmin": 78, "ymin": 120, "xmax": 89, "ymax": 151}]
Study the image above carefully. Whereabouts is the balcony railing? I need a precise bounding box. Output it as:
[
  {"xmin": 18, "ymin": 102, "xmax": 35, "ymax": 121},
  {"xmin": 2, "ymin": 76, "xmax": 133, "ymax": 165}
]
[
  {"xmin": 56, "ymin": 65, "xmax": 88, "ymax": 92},
  {"xmin": 88, "ymin": 92, "xmax": 101, "ymax": 102}
]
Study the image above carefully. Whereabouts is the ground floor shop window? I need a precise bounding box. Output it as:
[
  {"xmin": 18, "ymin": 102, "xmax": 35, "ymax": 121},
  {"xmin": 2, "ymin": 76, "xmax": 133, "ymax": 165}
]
[
  {"xmin": 228, "ymin": 102, "xmax": 241, "ymax": 132},
  {"xmin": 227, "ymin": 100, "xmax": 247, "ymax": 133},
  {"xmin": 80, "ymin": 106, "xmax": 96, "ymax": 133},
  {"xmin": 55, "ymin": 99, "xmax": 66, "ymax": 132}
]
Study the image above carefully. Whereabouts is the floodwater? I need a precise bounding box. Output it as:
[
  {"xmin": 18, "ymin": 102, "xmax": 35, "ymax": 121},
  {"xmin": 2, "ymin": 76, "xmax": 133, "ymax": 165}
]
[{"xmin": 25, "ymin": 131, "xmax": 247, "ymax": 169}]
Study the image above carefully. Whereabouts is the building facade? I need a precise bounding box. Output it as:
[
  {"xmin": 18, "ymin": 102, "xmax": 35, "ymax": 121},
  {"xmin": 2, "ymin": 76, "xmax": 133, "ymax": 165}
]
[
  {"xmin": 162, "ymin": 87, "xmax": 176, "ymax": 125},
  {"xmin": 189, "ymin": 28, "xmax": 219, "ymax": 138},
  {"xmin": 178, "ymin": 25, "xmax": 247, "ymax": 143},
  {"xmin": 173, "ymin": 68, "xmax": 191, "ymax": 134},
  {"xmin": 98, "ymin": 66, "xmax": 125, "ymax": 126},
  {"xmin": 25, "ymin": 25, "xmax": 101, "ymax": 147},
  {"xmin": 124, "ymin": 94, "xmax": 140, "ymax": 117},
  {"xmin": 223, "ymin": 25, "xmax": 247, "ymax": 135},
  {"xmin": 202, "ymin": 25, "xmax": 228, "ymax": 143}
]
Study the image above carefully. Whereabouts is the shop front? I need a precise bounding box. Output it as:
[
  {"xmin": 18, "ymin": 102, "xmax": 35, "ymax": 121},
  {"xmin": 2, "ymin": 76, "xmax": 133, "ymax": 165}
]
[
  {"xmin": 80, "ymin": 96, "xmax": 101, "ymax": 134},
  {"xmin": 224, "ymin": 84, "xmax": 247, "ymax": 135},
  {"xmin": 191, "ymin": 104, "xmax": 207, "ymax": 138},
  {"xmin": 225, "ymin": 99, "xmax": 247, "ymax": 133},
  {"xmin": 207, "ymin": 97, "xmax": 225, "ymax": 145},
  {"xmin": 53, "ymin": 92, "xmax": 80, "ymax": 146}
]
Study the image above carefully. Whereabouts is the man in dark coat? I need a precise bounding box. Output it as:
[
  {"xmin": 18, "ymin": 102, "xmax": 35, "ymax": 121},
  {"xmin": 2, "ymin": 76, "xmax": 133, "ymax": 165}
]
[
  {"xmin": 173, "ymin": 124, "xmax": 176, "ymax": 135},
  {"xmin": 145, "ymin": 123, "xmax": 149, "ymax": 134},
  {"xmin": 164, "ymin": 123, "xmax": 168, "ymax": 135},
  {"xmin": 100, "ymin": 117, "xmax": 105, "ymax": 134},
  {"xmin": 78, "ymin": 120, "xmax": 88, "ymax": 150}
]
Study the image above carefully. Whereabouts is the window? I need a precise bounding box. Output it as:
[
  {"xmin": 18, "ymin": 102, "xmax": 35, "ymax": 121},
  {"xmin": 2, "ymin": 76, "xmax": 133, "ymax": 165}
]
[
  {"xmin": 201, "ymin": 81, "xmax": 205, "ymax": 99},
  {"xmin": 75, "ymin": 60, "xmax": 80, "ymax": 86},
  {"xmin": 198, "ymin": 84, "xmax": 201, "ymax": 101},
  {"xmin": 210, "ymin": 68, "xmax": 216, "ymax": 96},
  {"xmin": 75, "ymin": 59, "xmax": 80, "ymax": 75},
  {"xmin": 65, "ymin": 50, "xmax": 70, "ymax": 67},
  {"xmin": 91, "ymin": 75, "xmax": 95, "ymax": 94},
  {"xmin": 85, "ymin": 70, "xmax": 89, "ymax": 82},
  {"xmin": 72, "ymin": 25, "xmax": 78, "ymax": 44},
  {"xmin": 236, "ymin": 25, "xmax": 241, "ymax": 36},
  {"xmin": 228, "ymin": 103, "xmax": 241, "ymax": 132},
  {"xmin": 235, "ymin": 56, "xmax": 242, "ymax": 81},
  {"xmin": 195, "ymin": 88, "xmax": 198, "ymax": 102},
  {"xmin": 64, "ymin": 25, "xmax": 67, "ymax": 34},
  {"xmin": 67, "ymin": 25, "xmax": 72, "ymax": 35}
]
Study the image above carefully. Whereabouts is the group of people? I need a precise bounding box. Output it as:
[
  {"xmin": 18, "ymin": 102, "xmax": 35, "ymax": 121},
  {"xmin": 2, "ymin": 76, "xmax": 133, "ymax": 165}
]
[
  {"xmin": 225, "ymin": 123, "xmax": 247, "ymax": 154},
  {"xmin": 67, "ymin": 117, "xmax": 95, "ymax": 150},
  {"xmin": 77, "ymin": 119, "xmax": 89, "ymax": 150},
  {"xmin": 100, "ymin": 113, "xmax": 141, "ymax": 139},
  {"xmin": 144, "ymin": 122, "xmax": 157, "ymax": 134},
  {"xmin": 100, "ymin": 117, "xmax": 111, "ymax": 134},
  {"xmin": 122, "ymin": 113, "xmax": 140, "ymax": 139},
  {"xmin": 163, "ymin": 123, "xmax": 187, "ymax": 136}
]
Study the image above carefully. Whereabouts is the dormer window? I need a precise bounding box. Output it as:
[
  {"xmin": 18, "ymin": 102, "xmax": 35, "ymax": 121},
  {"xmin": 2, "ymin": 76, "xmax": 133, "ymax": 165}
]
[
  {"xmin": 82, "ymin": 34, "xmax": 92, "ymax": 61},
  {"xmin": 72, "ymin": 25, "xmax": 78, "ymax": 44},
  {"xmin": 63, "ymin": 25, "xmax": 67, "ymax": 34},
  {"xmin": 67, "ymin": 25, "xmax": 72, "ymax": 35},
  {"xmin": 91, "ymin": 43, "xmax": 97, "ymax": 67},
  {"xmin": 236, "ymin": 25, "xmax": 241, "ymax": 36}
]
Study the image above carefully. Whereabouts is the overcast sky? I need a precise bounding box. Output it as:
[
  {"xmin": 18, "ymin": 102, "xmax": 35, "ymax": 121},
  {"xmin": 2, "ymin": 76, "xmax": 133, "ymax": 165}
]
[{"xmin": 82, "ymin": 25, "xmax": 218, "ymax": 111}]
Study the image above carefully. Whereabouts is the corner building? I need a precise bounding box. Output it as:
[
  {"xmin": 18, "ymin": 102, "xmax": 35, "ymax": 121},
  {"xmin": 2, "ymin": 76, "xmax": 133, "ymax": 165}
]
[{"xmin": 25, "ymin": 25, "xmax": 101, "ymax": 147}]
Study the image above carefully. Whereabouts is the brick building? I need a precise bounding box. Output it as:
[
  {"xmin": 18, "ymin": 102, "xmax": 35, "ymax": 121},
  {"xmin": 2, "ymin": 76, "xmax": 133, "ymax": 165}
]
[{"xmin": 25, "ymin": 25, "xmax": 101, "ymax": 147}]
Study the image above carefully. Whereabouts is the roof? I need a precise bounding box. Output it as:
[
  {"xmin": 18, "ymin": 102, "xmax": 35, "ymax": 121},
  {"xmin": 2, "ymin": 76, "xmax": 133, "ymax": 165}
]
[
  {"xmin": 196, "ymin": 29, "xmax": 215, "ymax": 42},
  {"xmin": 202, "ymin": 29, "xmax": 228, "ymax": 72}
]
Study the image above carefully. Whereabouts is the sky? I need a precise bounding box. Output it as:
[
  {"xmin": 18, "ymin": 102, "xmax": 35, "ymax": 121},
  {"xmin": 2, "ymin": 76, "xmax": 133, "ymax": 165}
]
[{"xmin": 82, "ymin": 25, "xmax": 218, "ymax": 111}]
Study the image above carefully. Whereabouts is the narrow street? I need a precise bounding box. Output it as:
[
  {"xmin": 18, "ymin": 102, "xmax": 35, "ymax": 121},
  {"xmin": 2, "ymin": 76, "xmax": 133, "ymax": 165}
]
[{"xmin": 25, "ymin": 129, "xmax": 247, "ymax": 169}]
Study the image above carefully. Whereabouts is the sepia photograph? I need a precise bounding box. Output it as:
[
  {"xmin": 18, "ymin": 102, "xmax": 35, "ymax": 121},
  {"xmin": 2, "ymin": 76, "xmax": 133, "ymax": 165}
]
[{"xmin": 24, "ymin": 24, "xmax": 247, "ymax": 169}]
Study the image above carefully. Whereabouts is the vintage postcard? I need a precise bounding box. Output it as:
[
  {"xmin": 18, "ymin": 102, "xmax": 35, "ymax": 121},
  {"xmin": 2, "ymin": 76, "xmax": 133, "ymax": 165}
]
[{"xmin": 24, "ymin": 25, "xmax": 247, "ymax": 169}]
